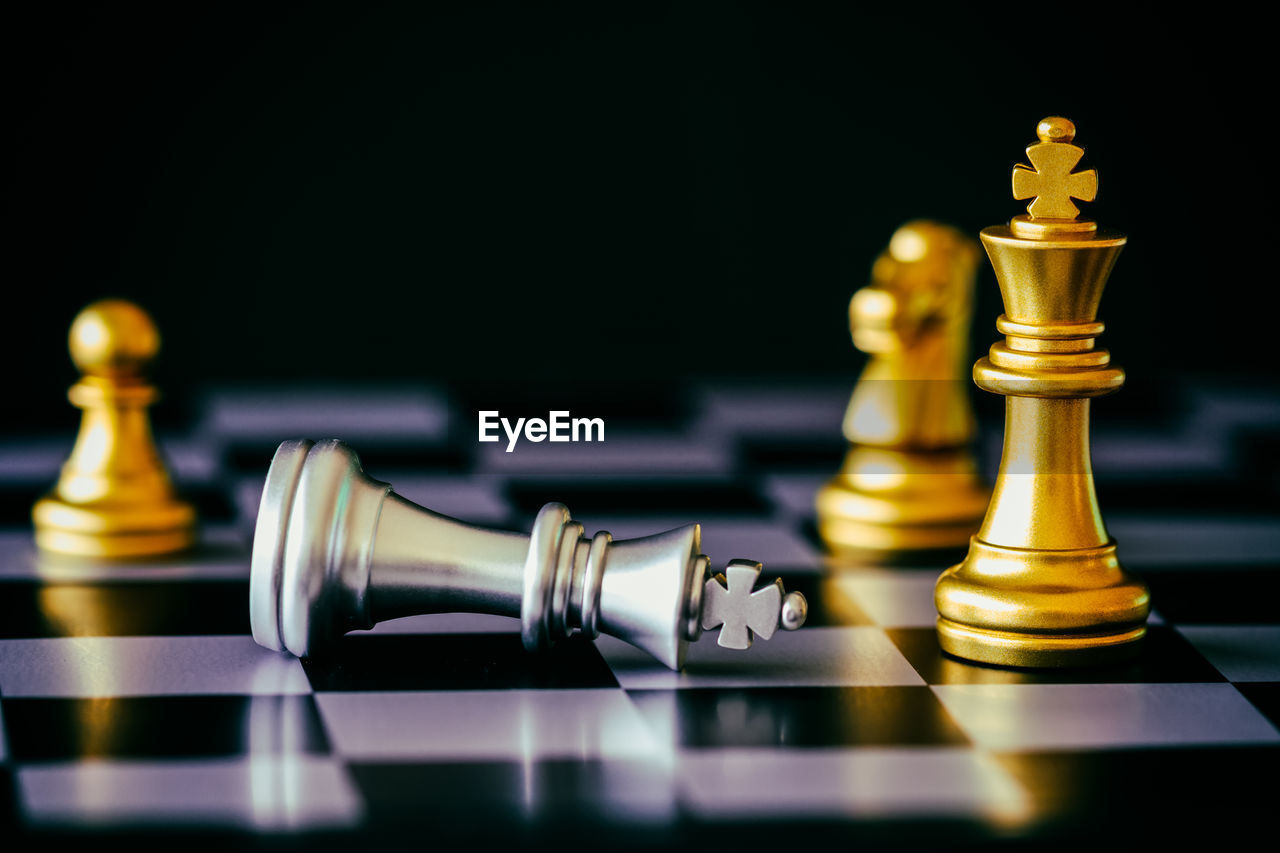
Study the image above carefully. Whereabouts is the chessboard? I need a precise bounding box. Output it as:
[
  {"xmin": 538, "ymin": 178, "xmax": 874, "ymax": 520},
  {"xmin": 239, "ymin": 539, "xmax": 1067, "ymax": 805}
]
[{"xmin": 1, "ymin": 379, "xmax": 1277, "ymax": 850}]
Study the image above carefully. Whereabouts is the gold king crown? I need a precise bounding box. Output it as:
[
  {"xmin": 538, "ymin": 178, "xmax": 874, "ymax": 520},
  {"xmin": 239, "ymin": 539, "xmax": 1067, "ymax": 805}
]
[
  {"xmin": 1009, "ymin": 116, "xmax": 1100, "ymax": 239},
  {"xmin": 981, "ymin": 117, "xmax": 1124, "ymax": 335}
]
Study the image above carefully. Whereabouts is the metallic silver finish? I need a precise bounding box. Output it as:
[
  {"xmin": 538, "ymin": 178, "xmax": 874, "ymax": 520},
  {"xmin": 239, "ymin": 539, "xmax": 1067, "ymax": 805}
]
[
  {"xmin": 250, "ymin": 440, "xmax": 807, "ymax": 670},
  {"xmin": 578, "ymin": 531, "xmax": 611, "ymax": 640},
  {"xmin": 780, "ymin": 590, "xmax": 808, "ymax": 632},
  {"xmin": 250, "ymin": 439, "xmax": 311, "ymax": 652},
  {"xmin": 702, "ymin": 560, "xmax": 807, "ymax": 650},
  {"xmin": 521, "ymin": 503, "xmax": 570, "ymax": 651}
]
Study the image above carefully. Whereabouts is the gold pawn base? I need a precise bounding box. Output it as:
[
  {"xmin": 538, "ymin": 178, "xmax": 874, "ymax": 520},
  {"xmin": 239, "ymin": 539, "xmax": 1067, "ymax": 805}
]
[
  {"xmin": 817, "ymin": 446, "xmax": 990, "ymax": 556},
  {"xmin": 33, "ymin": 496, "xmax": 196, "ymax": 559},
  {"xmin": 934, "ymin": 538, "xmax": 1150, "ymax": 667}
]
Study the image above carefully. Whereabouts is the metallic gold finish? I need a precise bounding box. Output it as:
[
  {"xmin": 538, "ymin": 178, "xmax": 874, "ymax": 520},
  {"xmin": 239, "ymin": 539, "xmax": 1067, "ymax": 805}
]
[
  {"xmin": 817, "ymin": 221, "xmax": 990, "ymax": 555},
  {"xmin": 33, "ymin": 299, "xmax": 196, "ymax": 557},
  {"xmin": 1011, "ymin": 116, "xmax": 1098, "ymax": 221},
  {"xmin": 935, "ymin": 118, "xmax": 1149, "ymax": 667}
]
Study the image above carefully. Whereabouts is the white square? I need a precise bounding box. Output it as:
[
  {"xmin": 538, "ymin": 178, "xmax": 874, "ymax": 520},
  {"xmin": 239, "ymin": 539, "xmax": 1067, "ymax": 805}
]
[
  {"xmin": 0, "ymin": 636, "xmax": 310, "ymax": 698},
  {"xmin": 931, "ymin": 682, "xmax": 1280, "ymax": 750},
  {"xmin": 201, "ymin": 387, "xmax": 450, "ymax": 442},
  {"xmin": 0, "ymin": 439, "xmax": 65, "ymax": 483},
  {"xmin": 19, "ymin": 757, "xmax": 363, "ymax": 830},
  {"xmin": 830, "ymin": 569, "xmax": 943, "ymax": 627},
  {"xmin": 0, "ymin": 528, "xmax": 251, "ymax": 581},
  {"xmin": 478, "ymin": 434, "xmax": 730, "ymax": 476},
  {"xmin": 598, "ymin": 626, "xmax": 925, "ymax": 690},
  {"xmin": 677, "ymin": 747, "xmax": 1029, "ymax": 821},
  {"xmin": 695, "ymin": 383, "xmax": 848, "ymax": 438},
  {"xmin": 314, "ymin": 689, "xmax": 662, "ymax": 761}
]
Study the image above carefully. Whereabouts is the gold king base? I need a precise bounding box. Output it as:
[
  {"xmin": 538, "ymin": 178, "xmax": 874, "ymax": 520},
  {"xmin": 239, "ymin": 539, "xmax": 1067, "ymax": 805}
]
[{"xmin": 935, "ymin": 538, "xmax": 1149, "ymax": 667}]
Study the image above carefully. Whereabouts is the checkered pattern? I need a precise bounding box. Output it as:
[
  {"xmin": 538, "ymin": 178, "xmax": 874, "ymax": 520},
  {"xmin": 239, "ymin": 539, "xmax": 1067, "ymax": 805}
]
[{"xmin": 0, "ymin": 382, "xmax": 1277, "ymax": 848}]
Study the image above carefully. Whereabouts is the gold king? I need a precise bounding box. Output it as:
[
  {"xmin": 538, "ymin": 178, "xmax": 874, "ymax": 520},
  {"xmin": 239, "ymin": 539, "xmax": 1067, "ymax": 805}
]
[{"xmin": 934, "ymin": 117, "xmax": 1150, "ymax": 667}]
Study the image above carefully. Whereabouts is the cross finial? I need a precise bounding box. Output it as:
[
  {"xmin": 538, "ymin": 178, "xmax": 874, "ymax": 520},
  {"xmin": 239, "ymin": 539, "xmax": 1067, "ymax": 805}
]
[
  {"xmin": 701, "ymin": 560, "xmax": 806, "ymax": 649},
  {"xmin": 1011, "ymin": 117, "xmax": 1098, "ymax": 220}
]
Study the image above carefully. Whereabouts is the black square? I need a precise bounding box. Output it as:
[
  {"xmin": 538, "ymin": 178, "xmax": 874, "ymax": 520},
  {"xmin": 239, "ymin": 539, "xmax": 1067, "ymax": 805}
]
[
  {"xmin": 348, "ymin": 759, "xmax": 680, "ymax": 839},
  {"xmin": 886, "ymin": 625, "xmax": 1225, "ymax": 685},
  {"xmin": 301, "ymin": 633, "xmax": 618, "ymax": 691},
  {"xmin": 1144, "ymin": 569, "xmax": 1280, "ymax": 624},
  {"xmin": 626, "ymin": 686, "xmax": 970, "ymax": 748},
  {"xmin": 995, "ymin": 746, "xmax": 1280, "ymax": 842},
  {"xmin": 0, "ymin": 766, "xmax": 16, "ymax": 832},
  {"xmin": 0, "ymin": 488, "xmax": 45, "ymax": 528},
  {"xmin": 1, "ymin": 695, "xmax": 329, "ymax": 761},
  {"xmin": 0, "ymin": 580, "xmax": 251, "ymax": 639},
  {"xmin": 738, "ymin": 434, "xmax": 845, "ymax": 471},
  {"xmin": 505, "ymin": 479, "xmax": 769, "ymax": 517},
  {"xmin": 1235, "ymin": 682, "xmax": 1280, "ymax": 729}
]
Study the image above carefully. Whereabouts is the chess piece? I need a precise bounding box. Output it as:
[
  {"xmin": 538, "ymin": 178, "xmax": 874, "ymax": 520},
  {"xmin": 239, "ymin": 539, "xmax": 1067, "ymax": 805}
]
[
  {"xmin": 816, "ymin": 221, "xmax": 990, "ymax": 555},
  {"xmin": 33, "ymin": 299, "xmax": 196, "ymax": 557},
  {"xmin": 934, "ymin": 118, "xmax": 1149, "ymax": 667},
  {"xmin": 251, "ymin": 439, "xmax": 807, "ymax": 670}
]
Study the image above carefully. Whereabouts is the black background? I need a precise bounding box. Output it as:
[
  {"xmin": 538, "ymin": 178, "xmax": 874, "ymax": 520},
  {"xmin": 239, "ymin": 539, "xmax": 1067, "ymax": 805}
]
[{"xmin": 5, "ymin": 3, "xmax": 1273, "ymax": 428}]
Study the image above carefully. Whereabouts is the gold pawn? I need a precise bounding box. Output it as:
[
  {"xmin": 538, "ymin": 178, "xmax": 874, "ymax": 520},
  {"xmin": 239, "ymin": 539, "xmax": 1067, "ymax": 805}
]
[
  {"xmin": 33, "ymin": 299, "xmax": 196, "ymax": 557},
  {"xmin": 816, "ymin": 221, "xmax": 990, "ymax": 556},
  {"xmin": 934, "ymin": 118, "xmax": 1149, "ymax": 667}
]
